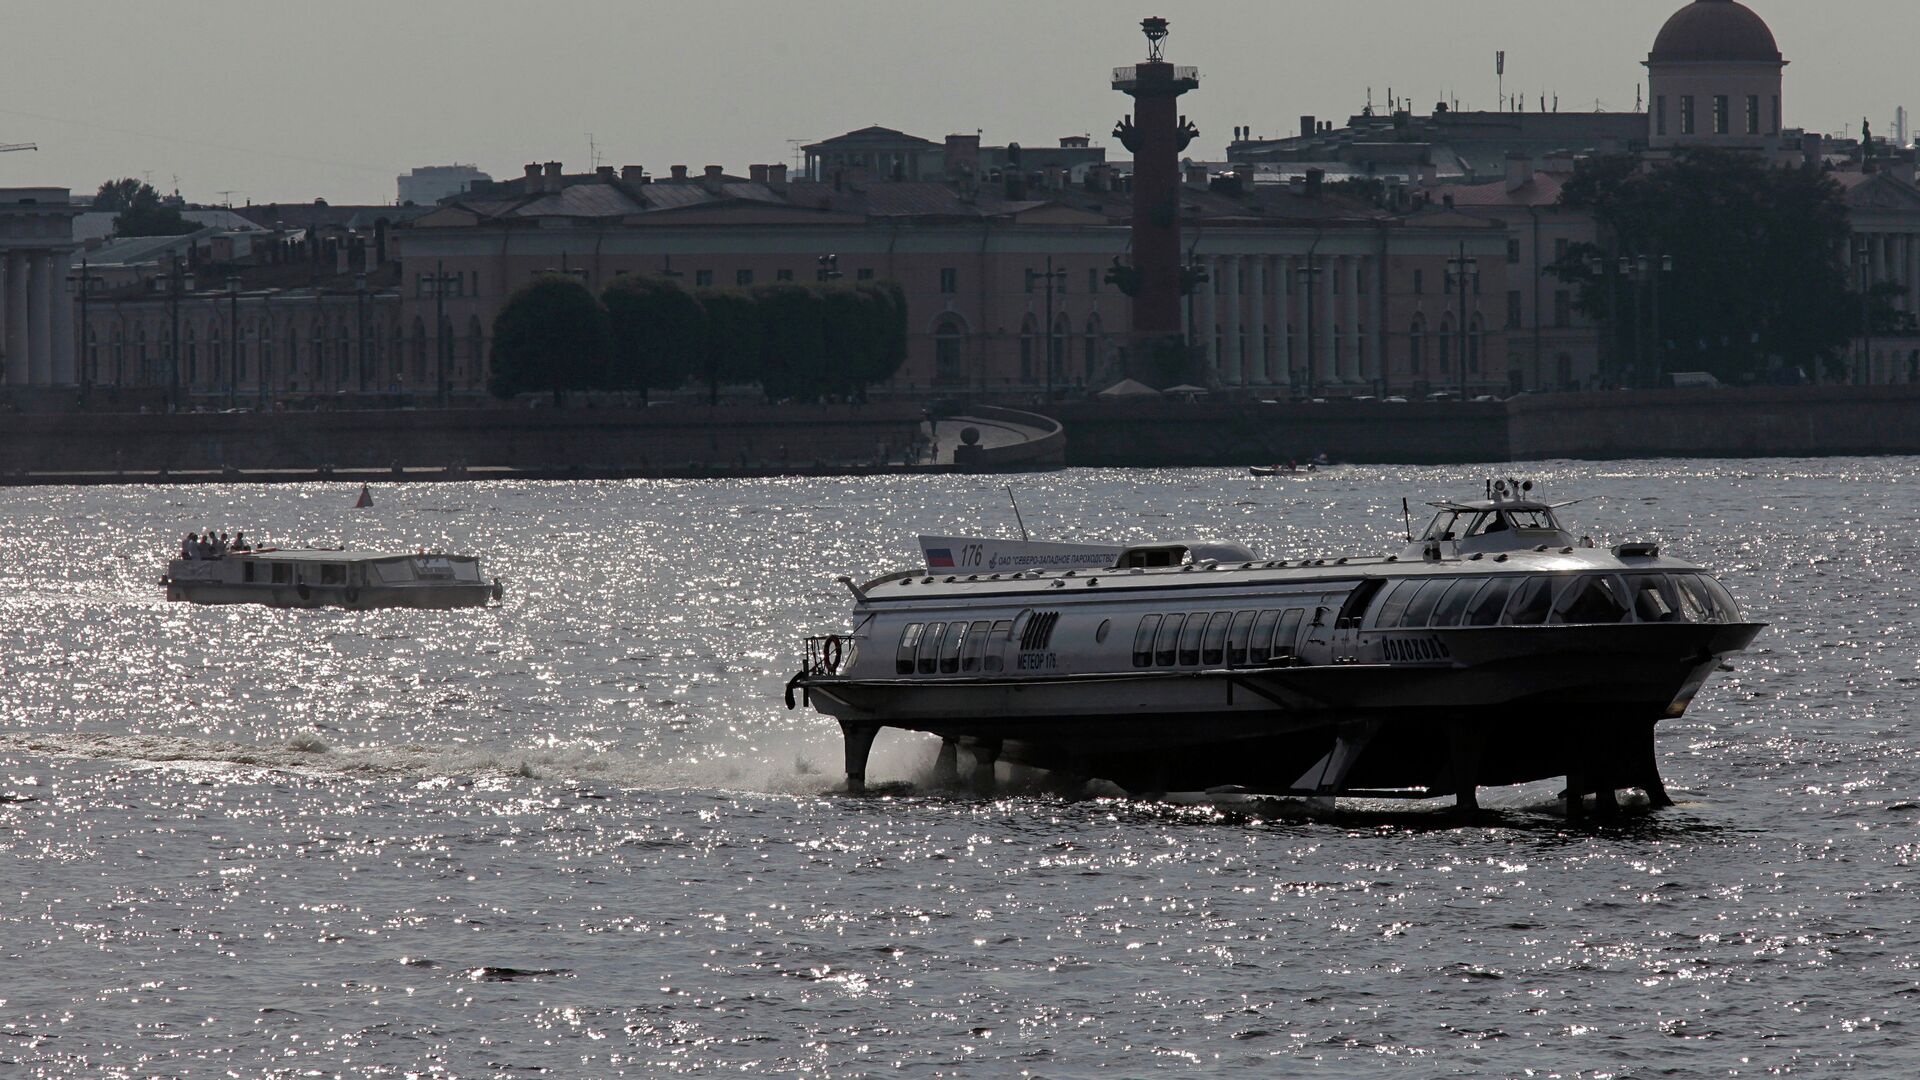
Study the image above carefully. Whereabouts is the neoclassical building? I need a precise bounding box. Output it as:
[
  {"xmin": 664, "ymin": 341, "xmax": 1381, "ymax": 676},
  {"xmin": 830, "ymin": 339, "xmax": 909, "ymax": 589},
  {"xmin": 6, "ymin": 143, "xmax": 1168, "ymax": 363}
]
[
  {"xmin": 0, "ymin": 188, "xmax": 80, "ymax": 395},
  {"xmin": 1646, "ymin": 0, "xmax": 1787, "ymax": 154}
]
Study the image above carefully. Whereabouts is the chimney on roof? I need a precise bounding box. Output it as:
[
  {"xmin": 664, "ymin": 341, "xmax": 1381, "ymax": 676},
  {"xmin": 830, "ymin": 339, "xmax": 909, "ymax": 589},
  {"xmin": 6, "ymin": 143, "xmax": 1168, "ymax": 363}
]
[
  {"xmin": 543, "ymin": 161, "xmax": 563, "ymax": 193},
  {"xmin": 671, "ymin": 164, "xmax": 689, "ymax": 182},
  {"xmin": 768, "ymin": 163, "xmax": 788, "ymax": 188},
  {"xmin": 621, "ymin": 165, "xmax": 647, "ymax": 183},
  {"xmin": 1301, "ymin": 115, "xmax": 1316, "ymax": 138},
  {"xmin": 1504, "ymin": 152, "xmax": 1532, "ymax": 193},
  {"xmin": 1304, "ymin": 168, "xmax": 1325, "ymax": 199},
  {"xmin": 1802, "ymin": 132, "xmax": 1823, "ymax": 169},
  {"xmin": 1184, "ymin": 162, "xmax": 1210, "ymax": 186},
  {"xmin": 749, "ymin": 164, "xmax": 769, "ymax": 184},
  {"xmin": 524, "ymin": 162, "xmax": 541, "ymax": 191},
  {"xmin": 597, "ymin": 165, "xmax": 616, "ymax": 182},
  {"xmin": 944, "ymin": 133, "xmax": 981, "ymax": 180},
  {"xmin": 702, "ymin": 165, "xmax": 725, "ymax": 193}
]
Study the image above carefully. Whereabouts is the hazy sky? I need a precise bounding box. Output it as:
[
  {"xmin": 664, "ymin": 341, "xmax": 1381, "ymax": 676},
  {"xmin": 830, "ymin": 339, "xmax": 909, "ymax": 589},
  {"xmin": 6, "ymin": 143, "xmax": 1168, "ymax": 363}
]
[{"xmin": 2, "ymin": 1, "xmax": 1910, "ymax": 207}]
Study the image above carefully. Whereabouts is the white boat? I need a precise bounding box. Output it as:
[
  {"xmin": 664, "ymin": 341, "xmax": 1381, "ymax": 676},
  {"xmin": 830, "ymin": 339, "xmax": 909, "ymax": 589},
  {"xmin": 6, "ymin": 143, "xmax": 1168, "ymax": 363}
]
[
  {"xmin": 788, "ymin": 480, "xmax": 1765, "ymax": 814},
  {"xmin": 164, "ymin": 548, "xmax": 503, "ymax": 609}
]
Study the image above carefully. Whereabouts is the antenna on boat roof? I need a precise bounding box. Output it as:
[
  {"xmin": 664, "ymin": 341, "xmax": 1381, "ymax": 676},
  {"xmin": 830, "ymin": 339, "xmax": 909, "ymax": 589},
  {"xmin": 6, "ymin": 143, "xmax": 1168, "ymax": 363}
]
[
  {"xmin": 1006, "ymin": 485, "xmax": 1029, "ymax": 542},
  {"xmin": 1402, "ymin": 497, "xmax": 1412, "ymax": 543}
]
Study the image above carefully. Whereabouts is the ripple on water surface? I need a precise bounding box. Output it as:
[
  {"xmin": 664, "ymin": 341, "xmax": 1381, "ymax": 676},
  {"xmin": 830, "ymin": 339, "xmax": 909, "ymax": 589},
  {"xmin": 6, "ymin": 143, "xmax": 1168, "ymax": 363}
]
[{"xmin": 0, "ymin": 463, "xmax": 1917, "ymax": 1077}]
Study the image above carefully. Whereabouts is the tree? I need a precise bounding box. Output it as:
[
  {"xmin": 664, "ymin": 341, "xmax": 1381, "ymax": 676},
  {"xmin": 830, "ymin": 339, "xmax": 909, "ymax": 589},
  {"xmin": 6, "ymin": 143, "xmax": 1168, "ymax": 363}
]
[
  {"xmin": 752, "ymin": 283, "xmax": 826, "ymax": 401},
  {"xmin": 856, "ymin": 280, "xmax": 910, "ymax": 385},
  {"xmin": 96, "ymin": 177, "xmax": 196, "ymax": 238},
  {"xmin": 601, "ymin": 272, "xmax": 705, "ymax": 402},
  {"xmin": 818, "ymin": 285, "xmax": 879, "ymax": 398},
  {"xmin": 488, "ymin": 274, "xmax": 611, "ymax": 403},
  {"xmin": 1549, "ymin": 149, "xmax": 1855, "ymax": 384},
  {"xmin": 695, "ymin": 288, "xmax": 763, "ymax": 404}
]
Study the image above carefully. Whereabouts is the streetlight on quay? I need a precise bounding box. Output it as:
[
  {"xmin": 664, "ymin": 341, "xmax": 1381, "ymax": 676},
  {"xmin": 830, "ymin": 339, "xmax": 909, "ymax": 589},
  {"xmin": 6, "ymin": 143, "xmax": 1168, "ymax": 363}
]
[
  {"xmin": 166, "ymin": 256, "xmax": 192, "ymax": 413},
  {"xmin": 355, "ymin": 272, "xmax": 371, "ymax": 396},
  {"xmin": 1025, "ymin": 256, "xmax": 1067, "ymax": 401},
  {"xmin": 1446, "ymin": 244, "xmax": 1479, "ymax": 401},
  {"xmin": 72, "ymin": 258, "xmax": 90, "ymax": 408},
  {"xmin": 422, "ymin": 259, "xmax": 461, "ymax": 408},
  {"xmin": 816, "ymin": 253, "xmax": 841, "ymax": 283},
  {"xmin": 1295, "ymin": 258, "xmax": 1324, "ymax": 397},
  {"xmin": 1856, "ymin": 236, "xmax": 1874, "ymax": 384},
  {"xmin": 1618, "ymin": 254, "xmax": 1674, "ymax": 387}
]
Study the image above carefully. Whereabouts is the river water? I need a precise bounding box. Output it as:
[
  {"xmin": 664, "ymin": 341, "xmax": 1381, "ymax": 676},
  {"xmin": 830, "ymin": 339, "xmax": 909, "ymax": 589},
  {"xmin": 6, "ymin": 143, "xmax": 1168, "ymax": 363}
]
[{"xmin": 0, "ymin": 461, "xmax": 1912, "ymax": 1077}]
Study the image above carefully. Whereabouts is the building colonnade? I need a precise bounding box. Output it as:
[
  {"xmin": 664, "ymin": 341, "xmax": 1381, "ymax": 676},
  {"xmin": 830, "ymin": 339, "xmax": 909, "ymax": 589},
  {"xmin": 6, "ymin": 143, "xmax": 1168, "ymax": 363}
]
[
  {"xmin": 1188, "ymin": 252, "xmax": 1390, "ymax": 391},
  {"xmin": 1, "ymin": 247, "xmax": 78, "ymax": 388},
  {"xmin": 1849, "ymin": 229, "xmax": 1920, "ymax": 384}
]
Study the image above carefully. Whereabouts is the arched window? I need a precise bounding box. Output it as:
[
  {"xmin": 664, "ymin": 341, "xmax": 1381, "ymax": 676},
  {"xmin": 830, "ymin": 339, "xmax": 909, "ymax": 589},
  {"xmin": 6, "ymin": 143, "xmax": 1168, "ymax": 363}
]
[
  {"xmin": 467, "ymin": 316, "xmax": 485, "ymax": 387},
  {"xmin": 209, "ymin": 321, "xmax": 224, "ymax": 387},
  {"xmin": 311, "ymin": 320, "xmax": 326, "ymax": 387},
  {"xmin": 1409, "ymin": 315, "xmax": 1426, "ymax": 373},
  {"xmin": 1438, "ymin": 315, "xmax": 1453, "ymax": 373},
  {"xmin": 1051, "ymin": 314, "xmax": 1071, "ymax": 383},
  {"xmin": 933, "ymin": 314, "xmax": 967, "ymax": 385},
  {"xmin": 234, "ymin": 319, "xmax": 247, "ymax": 384},
  {"xmin": 256, "ymin": 319, "xmax": 272, "ymax": 391},
  {"xmin": 411, "ymin": 317, "xmax": 428, "ymax": 382},
  {"xmin": 1468, "ymin": 313, "xmax": 1484, "ymax": 374},
  {"xmin": 1018, "ymin": 314, "xmax": 1039, "ymax": 383},
  {"xmin": 1083, "ymin": 313, "xmax": 1104, "ymax": 380}
]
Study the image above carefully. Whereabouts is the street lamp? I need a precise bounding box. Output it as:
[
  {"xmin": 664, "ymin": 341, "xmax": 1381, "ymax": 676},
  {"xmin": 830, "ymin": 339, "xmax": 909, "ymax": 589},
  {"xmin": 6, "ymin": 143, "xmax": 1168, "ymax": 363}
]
[
  {"xmin": 1856, "ymin": 236, "xmax": 1874, "ymax": 385},
  {"xmin": 422, "ymin": 259, "xmax": 460, "ymax": 407},
  {"xmin": 1295, "ymin": 258, "xmax": 1324, "ymax": 396},
  {"xmin": 1446, "ymin": 244, "xmax": 1479, "ymax": 400},
  {"xmin": 816, "ymin": 253, "xmax": 842, "ymax": 282},
  {"xmin": 73, "ymin": 258, "xmax": 90, "ymax": 407},
  {"xmin": 355, "ymin": 272, "xmax": 370, "ymax": 396},
  {"xmin": 1025, "ymin": 256, "xmax": 1067, "ymax": 400},
  {"xmin": 1618, "ymin": 254, "xmax": 1674, "ymax": 387},
  {"xmin": 166, "ymin": 256, "xmax": 192, "ymax": 413}
]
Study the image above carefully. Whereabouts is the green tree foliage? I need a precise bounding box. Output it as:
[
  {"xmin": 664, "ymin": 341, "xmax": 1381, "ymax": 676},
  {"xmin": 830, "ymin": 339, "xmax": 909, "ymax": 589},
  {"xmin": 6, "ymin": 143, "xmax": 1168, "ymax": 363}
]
[
  {"xmin": 857, "ymin": 281, "xmax": 910, "ymax": 383},
  {"xmin": 601, "ymin": 273, "xmax": 705, "ymax": 401},
  {"xmin": 694, "ymin": 288, "xmax": 764, "ymax": 404},
  {"xmin": 751, "ymin": 283, "xmax": 827, "ymax": 401},
  {"xmin": 96, "ymin": 178, "xmax": 196, "ymax": 238},
  {"xmin": 488, "ymin": 274, "xmax": 611, "ymax": 403},
  {"xmin": 1549, "ymin": 149, "xmax": 1856, "ymax": 383}
]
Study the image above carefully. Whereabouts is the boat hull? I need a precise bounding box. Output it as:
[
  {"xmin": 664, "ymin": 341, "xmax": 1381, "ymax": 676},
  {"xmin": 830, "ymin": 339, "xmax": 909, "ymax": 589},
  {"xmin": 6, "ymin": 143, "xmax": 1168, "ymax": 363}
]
[
  {"xmin": 166, "ymin": 581, "xmax": 497, "ymax": 610},
  {"xmin": 795, "ymin": 621, "xmax": 1762, "ymax": 796}
]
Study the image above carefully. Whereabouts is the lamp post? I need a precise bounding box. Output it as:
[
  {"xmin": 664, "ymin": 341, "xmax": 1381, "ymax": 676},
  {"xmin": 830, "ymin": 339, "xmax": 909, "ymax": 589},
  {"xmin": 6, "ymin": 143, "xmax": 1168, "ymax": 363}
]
[
  {"xmin": 225, "ymin": 275, "xmax": 240, "ymax": 409},
  {"xmin": 816, "ymin": 253, "xmax": 841, "ymax": 283},
  {"xmin": 258, "ymin": 293, "xmax": 272, "ymax": 410},
  {"xmin": 1025, "ymin": 256, "xmax": 1067, "ymax": 400},
  {"xmin": 1295, "ymin": 258, "xmax": 1323, "ymax": 396},
  {"xmin": 1182, "ymin": 255, "xmax": 1210, "ymax": 380},
  {"xmin": 75, "ymin": 258, "xmax": 90, "ymax": 407},
  {"xmin": 422, "ymin": 259, "xmax": 461, "ymax": 407},
  {"xmin": 1446, "ymin": 244, "xmax": 1479, "ymax": 400},
  {"xmin": 1618, "ymin": 254, "xmax": 1674, "ymax": 386},
  {"xmin": 166, "ymin": 256, "xmax": 190, "ymax": 413}
]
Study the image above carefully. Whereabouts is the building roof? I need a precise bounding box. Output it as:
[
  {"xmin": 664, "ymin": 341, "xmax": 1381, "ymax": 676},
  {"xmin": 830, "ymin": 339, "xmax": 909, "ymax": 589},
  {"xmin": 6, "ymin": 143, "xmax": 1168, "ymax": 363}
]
[
  {"xmin": 1649, "ymin": 0, "xmax": 1781, "ymax": 63},
  {"xmin": 1440, "ymin": 171, "xmax": 1571, "ymax": 207},
  {"xmin": 803, "ymin": 125, "xmax": 942, "ymax": 153}
]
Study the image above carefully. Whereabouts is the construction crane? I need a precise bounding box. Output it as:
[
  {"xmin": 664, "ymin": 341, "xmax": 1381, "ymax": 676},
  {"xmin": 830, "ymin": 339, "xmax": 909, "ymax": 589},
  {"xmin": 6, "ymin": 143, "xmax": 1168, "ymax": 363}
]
[{"xmin": 0, "ymin": 143, "xmax": 36, "ymax": 154}]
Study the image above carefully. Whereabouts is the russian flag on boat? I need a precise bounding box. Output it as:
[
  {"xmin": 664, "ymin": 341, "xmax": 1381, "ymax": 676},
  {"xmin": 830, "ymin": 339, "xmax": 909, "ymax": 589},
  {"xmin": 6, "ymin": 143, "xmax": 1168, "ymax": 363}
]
[{"xmin": 926, "ymin": 547, "xmax": 955, "ymax": 568}]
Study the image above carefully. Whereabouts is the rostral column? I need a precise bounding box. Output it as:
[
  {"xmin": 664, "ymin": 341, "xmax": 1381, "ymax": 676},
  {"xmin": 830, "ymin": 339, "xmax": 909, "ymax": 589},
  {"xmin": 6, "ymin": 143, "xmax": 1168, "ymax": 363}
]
[{"xmin": 1110, "ymin": 17, "xmax": 1200, "ymax": 385}]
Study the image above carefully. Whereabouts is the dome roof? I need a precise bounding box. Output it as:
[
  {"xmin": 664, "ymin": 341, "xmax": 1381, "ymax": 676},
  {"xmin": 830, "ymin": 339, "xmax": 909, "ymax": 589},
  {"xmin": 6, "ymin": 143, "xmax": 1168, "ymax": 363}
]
[{"xmin": 1650, "ymin": 0, "xmax": 1781, "ymax": 63}]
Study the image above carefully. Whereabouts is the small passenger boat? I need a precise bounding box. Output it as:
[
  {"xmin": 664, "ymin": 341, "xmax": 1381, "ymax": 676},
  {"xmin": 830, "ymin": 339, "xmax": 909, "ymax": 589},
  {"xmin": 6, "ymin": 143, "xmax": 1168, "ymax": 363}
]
[
  {"xmin": 164, "ymin": 548, "xmax": 504, "ymax": 609},
  {"xmin": 1249, "ymin": 464, "xmax": 1311, "ymax": 477},
  {"xmin": 788, "ymin": 479, "xmax": 1765, "ymax": 814}
]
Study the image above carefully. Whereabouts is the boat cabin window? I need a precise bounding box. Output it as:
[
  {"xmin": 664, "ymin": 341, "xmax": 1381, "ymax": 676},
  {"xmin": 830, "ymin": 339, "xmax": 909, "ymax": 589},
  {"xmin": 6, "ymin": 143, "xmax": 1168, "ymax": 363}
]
[
  {"xmin": 1201, "ymin": 613, "xmax": 1231, "ymax": 666},
  {"xmin": 1154, "ymin": 614, "xmax": 1185, "ymax": 667},
  {"xmin": 320, "ymin": 564, "xmax": 346, "ymax": 586},
  {"xmin": 1503, "ymin": 576, "xmax": 1556, "ymax": 625},
  {"xmin": 962, "ymin": 621, "xmax": 993, "ymax": 671},
  {"xmin": 1554, "ymin": 575, "xmax": 1630, "ymax": 625},
  {"xmin": 940, "ymin": 623, "xmax": 968, "ymax": 673},
  {"xmin": 1677, "ymin": 573, "xmax": 1740, "ymax": 623},
  {"xmin": 917, "ymin": 622, "xmax": 946, "ymax": 675},
  {"xmin": 1430, "ymin": 579, "xmax": 1483, "ymax": 627},
  {"xmin": 897, "ymin": 624, "xmax": 924, "ymax": 675},
  {"xmin": 1401, "ymin": 579, "xmax": 1449, "ymax": 627},
  {"xmin": 1178, "ymin": 611, "xmax": 1208, "ymax": 666},
  {"xmin": 1117, "ymin": 545, "xmax": 1189, "ymax": 569},
  {"xmin": 1273, "ymin": 609, "xmax": 1306, "ymax": 661},
  {"xmin": 1629, "ymin": 575, "xmax": 1684, "ymax": 623},
  {"xmin": 1368, "ymin": 579, "xmax": 1420, "ymax": 629},
  {"xmin": 1248, "ymin": 611, "xmax": 1279, "ymax": 661},
  {"xmin": 242, "ymin": 561, "xmax": 257, "ymax": 583},
  {"xmin": 983, "ymin": 620, "xmax": 1013, "ymax": 671},
  {"xmin": 271, "ymin": 563, "xmax": 290, "ymax": 585},
  {"xmin": 1464, "ymin": 578, "xmax": 1515, "ymax": 625},
  {"xmin": 1225, "ymin": 611, "xmax": 1256, "ymax": 666},
  {"xmin": 1421, "ymin": 513, "xmax": 1465, "ymax": 542},
  {"xmin": 1133, "ymin": 615, "xmax": 1163, "ymax": 668}
]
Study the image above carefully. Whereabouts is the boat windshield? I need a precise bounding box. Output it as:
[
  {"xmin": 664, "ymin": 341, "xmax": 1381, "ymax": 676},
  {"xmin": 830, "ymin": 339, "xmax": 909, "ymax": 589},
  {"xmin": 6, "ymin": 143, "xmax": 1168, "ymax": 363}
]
[{"xmin": 1423, "ymin": 508, "xmax": 1560, "ymax": 540}]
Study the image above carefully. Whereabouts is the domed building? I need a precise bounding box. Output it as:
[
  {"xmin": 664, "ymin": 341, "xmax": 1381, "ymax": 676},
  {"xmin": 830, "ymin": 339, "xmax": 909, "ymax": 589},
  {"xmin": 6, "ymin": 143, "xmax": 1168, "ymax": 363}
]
[{"xmin": 1645, "ymin": 0, "xmax": 1787, "ymax": 152}]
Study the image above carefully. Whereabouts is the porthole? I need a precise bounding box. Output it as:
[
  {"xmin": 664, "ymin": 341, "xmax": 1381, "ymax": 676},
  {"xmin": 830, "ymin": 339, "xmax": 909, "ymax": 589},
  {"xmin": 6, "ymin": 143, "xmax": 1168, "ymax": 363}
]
[{"xmin": 1095, "ymin": 619, "xmax": 1111, "ymax": 644}]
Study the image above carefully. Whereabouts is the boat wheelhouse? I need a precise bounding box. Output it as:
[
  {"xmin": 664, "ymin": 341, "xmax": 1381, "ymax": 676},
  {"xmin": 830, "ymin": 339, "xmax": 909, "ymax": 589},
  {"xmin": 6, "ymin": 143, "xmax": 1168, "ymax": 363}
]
[
  {"xmin": 789, "ymin": 480, "xmax": 1765, "ymax": 815},
  {"xmin": 164, "ymin": 549, "xmax": 503, "ymax": 610}
]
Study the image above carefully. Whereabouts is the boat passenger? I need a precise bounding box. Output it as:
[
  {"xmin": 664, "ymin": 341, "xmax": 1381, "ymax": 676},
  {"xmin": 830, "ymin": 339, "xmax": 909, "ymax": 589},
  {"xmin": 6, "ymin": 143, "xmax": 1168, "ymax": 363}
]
[
  {"xmin": 232, "ymin": 531, "xmax": 249, "ymax": 552},
  {"xmin": 181, "ymin": 533, "xmax": 196, "ymax": 559}
]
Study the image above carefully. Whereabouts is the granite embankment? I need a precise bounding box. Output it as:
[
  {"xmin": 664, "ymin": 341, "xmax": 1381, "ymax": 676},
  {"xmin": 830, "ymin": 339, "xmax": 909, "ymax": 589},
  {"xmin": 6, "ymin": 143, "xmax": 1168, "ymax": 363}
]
[{"xmin": 0, "ymin": 404, "xmax": 926, "ymax": 481}]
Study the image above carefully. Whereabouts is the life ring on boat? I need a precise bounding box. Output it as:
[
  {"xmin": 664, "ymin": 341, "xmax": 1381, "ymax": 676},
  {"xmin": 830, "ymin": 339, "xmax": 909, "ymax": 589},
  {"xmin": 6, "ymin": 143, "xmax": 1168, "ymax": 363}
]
[
  {"xmin": 343, "ymin": 586, "xmax": 360, "ymax": 605},
  {"xmin": 821, "ymin": 635, "xmax": 844, "ymax": 675}
]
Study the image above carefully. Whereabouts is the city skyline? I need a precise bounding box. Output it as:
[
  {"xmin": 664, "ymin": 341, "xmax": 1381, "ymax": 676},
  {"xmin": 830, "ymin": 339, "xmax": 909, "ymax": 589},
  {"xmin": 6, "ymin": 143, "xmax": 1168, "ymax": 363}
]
[{"xmin": 1, "ymin": 0, "xmax": 1912, "ymax": 207}]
